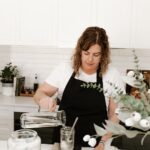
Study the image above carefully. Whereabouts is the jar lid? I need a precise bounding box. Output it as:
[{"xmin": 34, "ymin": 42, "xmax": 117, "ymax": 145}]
[{"xmin": 11, "ymin": 129, "xmax": 37, "ymax": 142}]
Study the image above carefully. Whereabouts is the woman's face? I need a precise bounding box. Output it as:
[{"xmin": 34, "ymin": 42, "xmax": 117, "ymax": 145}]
[{"xmin": 81, "ymin": 44, "xmax": 101, "ymax": 74}]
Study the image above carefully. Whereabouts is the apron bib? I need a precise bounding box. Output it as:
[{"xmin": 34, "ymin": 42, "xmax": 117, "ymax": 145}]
[{"xmin": 53, "ymin": 71, "xmax": 108, "ymax": 147}]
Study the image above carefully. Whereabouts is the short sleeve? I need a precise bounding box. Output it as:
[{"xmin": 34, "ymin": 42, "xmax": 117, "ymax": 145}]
[
  {"xmin": 45, "ymin": 62, "xmax": 73, "ymax": 98},
  {"xmin": 45, "ymin": 63, "xmax": 64, "ymax": 88}
]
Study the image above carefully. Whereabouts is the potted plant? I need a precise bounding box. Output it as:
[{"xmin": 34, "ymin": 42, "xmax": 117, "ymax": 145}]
[{"xmin": 0, "ymin": 62, "xmax": 19, "ymax": 96}]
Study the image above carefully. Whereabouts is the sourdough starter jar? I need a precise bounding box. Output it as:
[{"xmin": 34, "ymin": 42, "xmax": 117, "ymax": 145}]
[{"xmin": 7, "ymin": 129, "xmax": 41, "ymax": 150}]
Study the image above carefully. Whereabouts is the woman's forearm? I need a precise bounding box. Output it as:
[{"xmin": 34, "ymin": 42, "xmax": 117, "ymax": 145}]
[{"xmin": 33, "ymin": 83, "xmax": 58, "ymax": 110}]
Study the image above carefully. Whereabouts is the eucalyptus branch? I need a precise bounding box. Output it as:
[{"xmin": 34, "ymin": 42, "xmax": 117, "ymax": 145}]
[{"xmin": 80, "ymin": 82, "xmax": 103, "ymax": 92}]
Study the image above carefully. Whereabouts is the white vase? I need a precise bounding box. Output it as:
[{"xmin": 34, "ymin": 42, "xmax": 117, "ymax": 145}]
[{"xmin": 2, "ymin": 83, "xmax": 14, "ymax": 96}]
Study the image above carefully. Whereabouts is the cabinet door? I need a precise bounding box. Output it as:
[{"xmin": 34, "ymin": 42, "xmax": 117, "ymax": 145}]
[
  {"xmin": 17, "ymin": 0, "xmax": 58, "ymax": 46},
  {"xmin": 0, "ymin": 106, "xmax": 13, "ymax": 140},
  {"xmin": 132, "ymin": 0, "xmax": 150, "ymax": 49},
  {"xmin": 58, "ymin": 0, "xmax": 93, "ymax": 48},
  {"xmin": 96, "ymin": 0, "xmax": 132, "ymax": 48},
  {"xmin": 0, "ymin": 0, "xmax": 17, "ymax": 45}
]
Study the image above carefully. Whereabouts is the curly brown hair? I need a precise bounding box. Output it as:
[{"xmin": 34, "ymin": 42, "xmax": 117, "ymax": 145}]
[{"xmin": 72, "ymin": 26, "xmax": 110, "ymax": 76}]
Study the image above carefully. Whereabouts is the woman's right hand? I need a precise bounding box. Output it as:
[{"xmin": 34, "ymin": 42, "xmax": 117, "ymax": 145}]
[
  {"xmin": 33, "ymin": 82, "xmax": 58, "ymax": 112},
  {"xmin": 39, "ymin": 97, "xmax": 57, "ymax": 112},
  {"xmin": 48, "ymin": 98, "xmax": 57, "ymax": 112},
  {"xmin": 94, "ymin": 143, "xmax": 104, "ymax": 150}
]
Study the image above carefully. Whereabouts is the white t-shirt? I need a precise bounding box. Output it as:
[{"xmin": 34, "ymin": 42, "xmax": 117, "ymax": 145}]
[{"xmin": 45, "ymin": 62, "xmax": 125, "ymax": 109}]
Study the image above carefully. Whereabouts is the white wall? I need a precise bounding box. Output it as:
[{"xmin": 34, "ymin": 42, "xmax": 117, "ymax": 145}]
[
  {"xmin": 111, "ymin": 48, "xmax": 150, "ymax": 72},
  {"xmin": 0, "ymin": 46, "xmax": 11, "ymax": 92},
  {"xmin": 10, "ymin": 46, "xmax": 74, "ymax": 87},
  {"xmin": 0, "ymin": 46, "xmax": 11, "ymax": 68},
  {"xmin": 0, "ymin": 46, "xmax": 150, "ymax": 88}
]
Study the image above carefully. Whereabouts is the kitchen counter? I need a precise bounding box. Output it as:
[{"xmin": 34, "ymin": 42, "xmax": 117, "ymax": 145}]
[
  {"xmin": 0, "ymin": 96, "xmax": 93, "ymax": 149},
  {"xmin": 0, "ymin": 94, "xmax": 38, "ymax": 141},
  {"xmin": 0, "ymin": 140, "xmax": 94, "ymax": 150},
  {"xmin": 0, "ymin": 95, "xmax": 117, "ymax": 150},
  {"xmin": 0, "ymin": 94, "xmax": 37, "ymax": 108},
  {"xmin": 0, "ymin": 140, "xmax": 52, "ymax": 150},
  {"xmin": 0, "ymin": 94, "xmax": 38, "ymax": 112},
  {"xmin": 0, "ymin": 139, "xmax": 117, "ymax": 150}
]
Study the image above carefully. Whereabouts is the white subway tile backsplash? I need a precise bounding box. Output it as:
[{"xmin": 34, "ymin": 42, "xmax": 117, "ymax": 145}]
[
  {"xmin": 0, "ymin": 46, "xmax": 150, "ymax": 87},
  {"xmin": 0, "ymin": 46, "xmax": 11, "ymax": 69}
]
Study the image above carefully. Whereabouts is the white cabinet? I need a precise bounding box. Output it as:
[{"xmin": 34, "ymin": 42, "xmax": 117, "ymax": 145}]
[
  {"xmin": 0, "ymin": 0, "xmax": 58, "ymax": 46},
  {"xmin": 58, "ymin": 0, "xmax": 132, "ymax": 48},
  {"xmin": 17, "ymin": 0, "xmax": 58, "ymax": 46},
  {"xmin": 1, "ymin": 0, "xmax": 150, "ymax": 48},
  {"xmin": 131, "ymin": 0, "xmax": 150, "ymax": 49},
  {"xmin": 58, "ymin": 0, "xmax": 93, "ymax": 48},
  {"xmin": 0, "ymin": 0, "xmax": 18, "ymax": 45},
  {"xmin": 96, "ymin": 0, "xmax": 132, "ymax": 48},
  {"xmin": 0, "ymin": 106, "xmax": 13, "ymax": 140}
]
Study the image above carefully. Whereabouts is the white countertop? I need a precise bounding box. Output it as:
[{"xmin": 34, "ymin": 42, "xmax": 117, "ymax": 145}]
[
  {"xmin": 0, "ymin": 140, "xmax": 52, "ymax": 150},
  {"xmin": 0, "ymin": 140, "xmax": 93, "ymax": 150},
  {"xmin": 0, "ymin": 140, "xmax": 117, "ymax": 150},
  {"xmin": 0, "ymin": 95, "xmax": 115, "ymax": 150},
  {"xmin": 0, "ymin": 95, "xmax": 94, "ymax": 150},
  {"xmin": 0, "ymin": 94, "xmax": 37, "ymax": 108}
]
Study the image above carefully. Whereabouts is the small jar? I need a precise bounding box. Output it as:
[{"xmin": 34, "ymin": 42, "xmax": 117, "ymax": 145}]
[{"xmin": 7, "ymin": 129, "xmax": 41, "ymax": 150}]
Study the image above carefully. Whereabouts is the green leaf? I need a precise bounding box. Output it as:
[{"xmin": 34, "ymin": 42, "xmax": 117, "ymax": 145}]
[
  {"xmin": 100, "ymin": 88, "xmax": 103, "ymax": 92},
  {"xmin": 141, "ymin": 111, "xmax": 149, "ymax": 118},
  {"xmin": 96, "ymin": 83, "xmax": 101, "ymax": 90},
  {"xmin": 125, "ymin": 130, "xmax": 141, "ymax": 138},
  {"xmin": 145, "ymin": 116, "xmax": 150, "ymax": 122},
  {"xmin": 87, "ymin": 84, "xmax": 90, "ymax": 88},
  {"xmin": 94, "ymin": 124, "xmax": 107, "ymax": 136},
  {"xmin": 104, "ymin": 120, "xmax": 126, "ymax": 135},
  {"xmin": 92, "ymin": 83, "xmax": 97, "ymax": 88},
  {"xmin": 117, "ymin": 111, "xmax": 131, "ymax": 122}
]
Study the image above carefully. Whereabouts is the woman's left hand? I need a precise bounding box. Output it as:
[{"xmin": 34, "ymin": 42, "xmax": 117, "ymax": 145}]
[{"xmin": 94, "ymin": 143, "xmax": 104, "ymax": 150}]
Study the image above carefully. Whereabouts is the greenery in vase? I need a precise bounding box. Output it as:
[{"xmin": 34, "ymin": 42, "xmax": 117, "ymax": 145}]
[
  {"xmin": 0, "ymin": 62, "xmax": 19, "ymax": 83},
  {"xmin": 83, "ymin": 50, "xmax": 150, "ymax": 147},
  {"xmin": 95, "ymin": 50, "xmax": 150, "ymax": 144}
]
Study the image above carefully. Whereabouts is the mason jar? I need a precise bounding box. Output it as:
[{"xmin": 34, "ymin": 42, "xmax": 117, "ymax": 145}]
[
  {"xmin": 7, "ymin": 129, "xmax": 41, "ymax": 150},
  {"xmin": 60, "ymin": 126, "xmax": 75, "ymax": 150}
]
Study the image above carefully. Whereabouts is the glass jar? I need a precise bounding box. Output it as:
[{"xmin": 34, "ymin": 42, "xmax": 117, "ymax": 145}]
[
  {"xmin": 60, "ymin": 126, "xmax": 75, "ymax": 150},
  {"xmin": 7, "ymin": 129, "xmax": 41, "ymax": 150},
  {"xmin": 20, "ymin": 110, "xmax": 66, "ymax": 128}
]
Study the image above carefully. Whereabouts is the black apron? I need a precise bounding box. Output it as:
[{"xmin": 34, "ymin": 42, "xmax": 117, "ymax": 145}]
[{"xmin": 53, "ymin": 71, "xmax": 108, "ymax": 147}]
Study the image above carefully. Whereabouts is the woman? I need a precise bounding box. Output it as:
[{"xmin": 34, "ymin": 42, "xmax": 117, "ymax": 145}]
[{"xmin": 34, "ymin": 26, "xmax": 125, "ymax": 150}]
